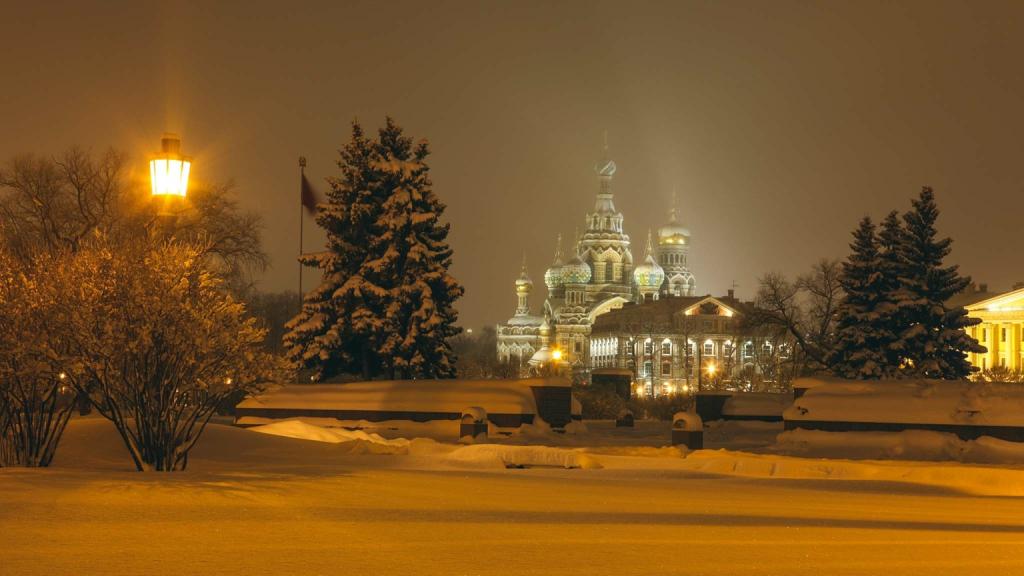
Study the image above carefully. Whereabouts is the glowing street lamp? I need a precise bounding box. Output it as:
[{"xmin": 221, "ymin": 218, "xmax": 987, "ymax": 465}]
[
  {"xmin": 551, "ymin": 349, "xmax": 563, "ymax": 362},
  {"xmin": 150, "ymin": 133, "xmax": 191, "ymax": 199},
  {"xmin": 705, "ymin": 362, "xmax": 717, "ymax": 377}
]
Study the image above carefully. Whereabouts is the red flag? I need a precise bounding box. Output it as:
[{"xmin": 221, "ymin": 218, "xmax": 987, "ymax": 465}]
[{"xmin": 301, "ymin": 173, "xmax": 320, "ymax": 215}]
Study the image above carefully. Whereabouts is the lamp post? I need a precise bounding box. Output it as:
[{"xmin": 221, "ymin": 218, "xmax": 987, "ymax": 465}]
[{"xmin": 149, "ymin": 133, "xmax": 191, "ymax": 218}]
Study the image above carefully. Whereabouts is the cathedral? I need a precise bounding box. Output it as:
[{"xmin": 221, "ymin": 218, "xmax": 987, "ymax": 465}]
[{"xmin": 496, "ymin": 146, "xmax": 697, "ymax": 375}]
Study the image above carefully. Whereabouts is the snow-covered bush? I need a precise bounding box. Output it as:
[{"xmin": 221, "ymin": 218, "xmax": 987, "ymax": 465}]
[
  {"xmin": 573, "ymin": 384, "xmax": 626, "ymax": 419},
  {"xmin": 58, "ymin": 238, "xmax": 285, "ymax": 471},
  {"xmin": 0, "ymin": 249, "xmax": 77, "ymax": 467},
  {"xmin": 629, "ymin": 394, "xmax": 692, "ymax": 421}
]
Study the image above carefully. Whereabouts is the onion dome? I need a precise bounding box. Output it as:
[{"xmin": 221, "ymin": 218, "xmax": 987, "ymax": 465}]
[
  {"xmin": 658, "ymin": 223, "xmax": 690, "ymax": 245},
  {"xmin": 658, "ymin": 193, "xmax": 691, "ymax": 245},
  {"xmin": 633, "ymin": 230, "xmax": 665, "ymax": 288},
  {"xmin": 544, "ymin": 266, "xmax": 563, "ymax": 290},
  {"xmin": 561, "ymin": 254, "xmax": 592, "ymax": 285},
  {"xmin": 529, "ymin": 346, "xmax": 554, "ymax": 366},
  {"xmin": 544, "ymin": 234, "xmax": 565, "ymax": 290},
  {"xmin": 633, "ymin": 254, "xmax": 665, "ymax": 288}
]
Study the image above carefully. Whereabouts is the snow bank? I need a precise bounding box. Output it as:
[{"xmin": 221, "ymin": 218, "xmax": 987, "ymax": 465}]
[
  {"xmin": 249, "ymin": 420, "xmax": 411, "ymax": 455},
  {"xmin": 238, "ymin": 377, "xmax": 569, "ymax": 416},
  {"xmin": 680, "ymin": 449, "xmax": 1024, "ymax": 497},
  {"xmin": 703, "ymin": 420, "xmax": 783, "ymax": 450},
  {"xmin": 787, "ymin": 378, "xmax": 1024, "ymax": 426},
  {"xmin": 722, "ymin": 393, "xmax": 789, "ymax": 418},
  {"xmin": 776, "ymin": 428, "xmax": 1024, "ymax": 464},
  {"xmin": 443, "ymin": 444, "xmax": 602, "ymax": 470}
]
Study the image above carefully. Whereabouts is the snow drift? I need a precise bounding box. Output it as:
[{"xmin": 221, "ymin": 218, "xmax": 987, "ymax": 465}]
[{"xmin": 787, "ymin": 377, "xmax": 1024, "ymax": 427}]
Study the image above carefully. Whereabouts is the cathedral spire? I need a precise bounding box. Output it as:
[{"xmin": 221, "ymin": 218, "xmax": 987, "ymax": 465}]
[
  {"xmin": 514, "ymin": 252, "xmax": 533, "ymax": 316},
  {"xmin": 595, "ymin": 132, "xmax": 616, "ymax": 183},
  {"xmin": 645, "ymin": 229, "xmax": 654, "ymax": 257},
  {"xmin": 552, "ymin": 233, "xmax": 563, "ymax": 265},
  {"xmin": 669, "ymin": 187, "xmax": 678, "ymax": 223}
]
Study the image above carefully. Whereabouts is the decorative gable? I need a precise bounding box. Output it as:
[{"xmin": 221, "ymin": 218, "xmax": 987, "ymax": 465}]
[{"xmin": 681, "ymin": 296, "xmax": 739, "ymax": 318}]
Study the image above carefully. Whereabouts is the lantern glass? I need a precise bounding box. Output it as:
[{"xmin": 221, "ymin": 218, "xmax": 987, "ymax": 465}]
[{"xmin": 150, "ymin": 134, "xmax": 190, "ymax": 198}]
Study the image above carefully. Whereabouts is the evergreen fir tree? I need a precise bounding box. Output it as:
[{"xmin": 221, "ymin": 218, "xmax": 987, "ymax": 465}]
[
  {"xmin": 370, "ymin": 119, "xmax": 464, "ymax": 379},
  {"xmin": 829, "ymin": 217, "xmax": 890, "ymax": 378},
  {"xmin": 876, "ymin": 210, "xmax": 907, "ymax": 377},
  {"xmin": 284, "ymin": 118, "xmax": 463, "ymax": 381},
  {"xmin": 895, "ymin": 187, "xmax": 983, "ymax": 379},
  {"xmin": 285, "ymin": 122, "xmax": 389, "ymax": 380}
]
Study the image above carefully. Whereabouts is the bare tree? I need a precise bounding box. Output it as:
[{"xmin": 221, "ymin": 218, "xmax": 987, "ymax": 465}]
[
  {"xmin": 752, "ymin": 259, "xmax": 843, "ymax": 374},
  {"xmin": 0, "ymin": 148, "xmax": 267, "ymax": 291},
  {"xmin": 247, "ymin": 291, "xmax": 302, "ymax": 355},
  {"xmin": 797, "ymin": 258, "xmax": 843, "ymax": 358},
  {"xmin": 452, "ymin": 326, "xmax": 516, "ymax": 379}
]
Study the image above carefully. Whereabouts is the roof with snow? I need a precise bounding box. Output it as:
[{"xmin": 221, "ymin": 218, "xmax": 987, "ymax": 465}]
[{"xmin": 590, "ymin": 294, "xmax": 749, "ymax": 333}]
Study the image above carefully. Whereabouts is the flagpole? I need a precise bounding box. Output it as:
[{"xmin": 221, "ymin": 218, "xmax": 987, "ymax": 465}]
[{"xmin": 298, "ymin": 156, "xmax": 306, "ymax": 304}]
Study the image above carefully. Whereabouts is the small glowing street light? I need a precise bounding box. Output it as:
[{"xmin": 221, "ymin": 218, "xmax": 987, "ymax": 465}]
[
  {"xmin": 150, "ymin": 133, "xmax": 191, "ymax": 198},
  {"xmin": 706, "ymin": 362, "xmax": 717, "ymax": 377},
  {"xmin": 551, "ymin": 349, "xmax": 563, "ymax": 362}
]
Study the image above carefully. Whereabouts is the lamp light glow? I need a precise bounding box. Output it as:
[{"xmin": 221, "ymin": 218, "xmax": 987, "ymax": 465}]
[{"xmin": 150, "ymin": 134, "xmax": 191, "ymax": 198}]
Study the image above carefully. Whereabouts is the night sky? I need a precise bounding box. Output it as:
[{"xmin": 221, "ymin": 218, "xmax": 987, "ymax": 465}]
[{"xmin": 3, "ymin": 1, "xmax": 1023, "ymax": 330}]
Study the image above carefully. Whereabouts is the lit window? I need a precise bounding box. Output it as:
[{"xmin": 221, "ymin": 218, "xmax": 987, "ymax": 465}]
[
  {"xmin": 703, "ymin": 342, "xmax": 714, "ymax": 356},
  {"xmin": 662, "ymin": 341, "xmax": 672, "ymax": 355}
]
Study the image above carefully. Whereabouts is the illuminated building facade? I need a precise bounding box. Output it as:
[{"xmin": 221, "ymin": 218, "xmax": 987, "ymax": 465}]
[
  {"xmin": 588, "ymin": 292, "xmax": 790, "ymax": 396},
  {"xmin": 962, "ymin": 285, "xmax": 1024, "ymax": 372}
]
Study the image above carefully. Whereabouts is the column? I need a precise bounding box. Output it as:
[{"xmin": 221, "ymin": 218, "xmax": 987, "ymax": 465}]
[
  {"xmin": 986, "ymin": 322, "xmax": 997, "ymax": 371},
  {"xmin": 1010, "ymin": 323, "xmax": 1021, "ymax": 372}
]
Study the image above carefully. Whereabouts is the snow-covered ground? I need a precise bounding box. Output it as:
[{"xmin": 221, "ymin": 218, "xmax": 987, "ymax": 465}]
[{"xmin": 3, "ymin": 416, "xmax": 1024, "ymax": 574}]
